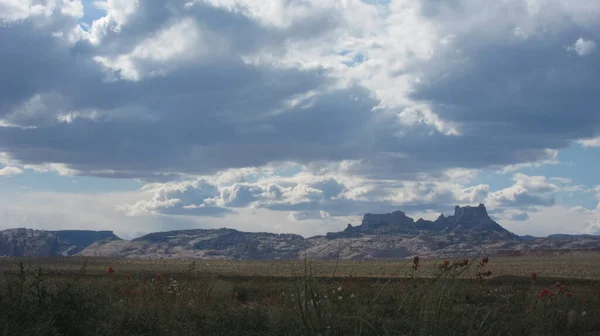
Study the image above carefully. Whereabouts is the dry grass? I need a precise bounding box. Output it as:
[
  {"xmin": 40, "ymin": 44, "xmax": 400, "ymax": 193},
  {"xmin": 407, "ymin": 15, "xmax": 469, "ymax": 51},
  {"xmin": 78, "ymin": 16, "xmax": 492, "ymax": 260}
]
[
  {"xmin": 1, "ymin": 253, "xmax": 600, "ymax": 335},
  {"xmin": 2, "ymin": 251, "xmax": 600, "ymax": 279}
]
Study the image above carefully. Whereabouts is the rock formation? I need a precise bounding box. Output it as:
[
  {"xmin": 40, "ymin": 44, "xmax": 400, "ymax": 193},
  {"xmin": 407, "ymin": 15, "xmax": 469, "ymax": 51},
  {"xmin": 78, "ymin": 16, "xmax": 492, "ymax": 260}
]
[{"xmin": 1, "ymin": 204, "xmax": 598, "ymax": 259}]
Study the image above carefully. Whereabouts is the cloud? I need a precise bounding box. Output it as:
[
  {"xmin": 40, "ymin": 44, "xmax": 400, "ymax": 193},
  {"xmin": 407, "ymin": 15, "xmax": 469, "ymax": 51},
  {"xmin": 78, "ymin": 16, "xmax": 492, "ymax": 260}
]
[
  {"xmin": 579, "ymin": 137, "xmax": 600, "ymax": 147},
  {"xmin": 501, "ymin": 205, "xmax": 598, "ymax": 236},
  {"xmin": 512, "ymin": 173, "xmax": 561, "ymax": 193},
  {"xmin": 1, "ymin": 0, "xmax": 600, "ymax": 238},
  {"xmin": 120, "ymin": 179, "xmax": 233, "ymax": 216},
  {"xmin": 0, "ymin": 189, "xmax": 355, "ymax": 238},
  {"xmin": 485, "ymin": 173, "xmax": 560, "ymax": 209},
  {"xmin": 0, "ymin": 0, "xmax": 599, "ymax": 184},
  {"xmin": 408, "ymin": 1, "xmax": 600, "ymax": 169},
  {"xmin": 567, "ymin": 37, "xmax": 597, "ymax": 56},
  {"xmin": 0, "ymin": 166, "xmax": 23, "ymax": 176},
  {"xmin": 0, "ymin": 190, "xmax": 201, "ymax": 239},
  {"xmin": 122, "ymin": 171, "xmax": 564, "ymax": 226},
  {"xmin": 493, "ymin": 208, "xmax": 530, "ymax": 222}
]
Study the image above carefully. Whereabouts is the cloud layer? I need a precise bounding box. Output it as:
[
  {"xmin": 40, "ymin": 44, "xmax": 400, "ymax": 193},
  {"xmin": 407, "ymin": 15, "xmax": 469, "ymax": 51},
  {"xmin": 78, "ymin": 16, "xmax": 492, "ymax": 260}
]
[
  {"xmin": 1, "ymin": 0, "xmax": 599, "ymax": 181},
  {"xmin": 1, "ymin": 0, "xmax": 599, "ymax": 236}
]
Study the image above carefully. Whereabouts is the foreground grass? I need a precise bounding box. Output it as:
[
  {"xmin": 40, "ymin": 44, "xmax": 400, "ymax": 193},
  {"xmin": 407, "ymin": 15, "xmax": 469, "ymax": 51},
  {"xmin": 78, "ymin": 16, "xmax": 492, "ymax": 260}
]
[{"xmin": 1, "ymin": 256, "xmax": 599, "ymax": 336}]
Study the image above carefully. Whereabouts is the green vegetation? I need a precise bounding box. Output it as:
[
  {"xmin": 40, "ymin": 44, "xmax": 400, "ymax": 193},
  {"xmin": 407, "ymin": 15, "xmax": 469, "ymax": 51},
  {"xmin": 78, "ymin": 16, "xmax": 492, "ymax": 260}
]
[{"xmin": 0, "ymin": 255, "xmax": 599, "ymax": 335}]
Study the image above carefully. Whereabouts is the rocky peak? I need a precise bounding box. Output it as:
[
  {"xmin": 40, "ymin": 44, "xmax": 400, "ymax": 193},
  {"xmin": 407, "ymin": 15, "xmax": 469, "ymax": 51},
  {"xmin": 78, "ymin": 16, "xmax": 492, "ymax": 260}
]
[
  {"xmin": 326, "ymin": 204, "xmax": 518, "ymax": 241},
  {"xmin": 453, "ymin": 203, "xmax": 487, "ymax": 218},
  {"xmin": 452, "ymin": 204, "xmax": 495, "ymax": 227},
  {"xmin": 391, "ymin": 210, "xmax": 408, "ymax": 217}
]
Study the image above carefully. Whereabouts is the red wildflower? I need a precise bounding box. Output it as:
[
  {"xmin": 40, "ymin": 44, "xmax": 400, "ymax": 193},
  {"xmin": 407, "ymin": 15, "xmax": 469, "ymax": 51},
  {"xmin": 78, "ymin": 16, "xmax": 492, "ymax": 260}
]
[
  {"xmin": 412, "ymin": 256, "xmax": 420, "ymax": 270},
  {"xmin": 531, "ymin": 272, "xmax": 537, "ymax": 281},
  {"xmin": 566, "ymin": 292, "xmax": 573, "ymax": 298},
  {"xmin": 125, "ymin": 273, "xmax": 131, "ymax": 280},
  {"xmin": 481, "ymin": 256, "xmax": 489, "ymax": 264},
  {"xmin": 155, "ymin": 272, "xmax": 162, "ymax": 283},
  {"xmin": 538, "ymin": 288, "xmax": 549, "ymax": 298},
  {"xmin": 438, "ymin": 260, "xmax": 450, "ymax": 270},
  {"xmin": 526, "ymin": 305, "xmax": 536, "ymax": 313},
  {"xmin": 107, "ymin": 266, "xmax": 115, "ymax": 275},
  {"xmin": 453, "ymin": 259, "xmax": 469, "ymax": 268}
]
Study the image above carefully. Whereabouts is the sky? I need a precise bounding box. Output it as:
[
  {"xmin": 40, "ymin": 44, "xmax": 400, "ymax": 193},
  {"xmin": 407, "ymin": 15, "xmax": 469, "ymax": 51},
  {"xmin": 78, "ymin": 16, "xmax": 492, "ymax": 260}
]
[{"xmin": 0, "ymin": 0, "xmax": 599, "ymax": 240}]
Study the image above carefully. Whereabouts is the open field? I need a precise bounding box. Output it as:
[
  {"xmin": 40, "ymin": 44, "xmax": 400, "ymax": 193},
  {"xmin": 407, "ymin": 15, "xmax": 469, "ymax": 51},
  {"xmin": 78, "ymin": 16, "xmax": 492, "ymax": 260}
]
[
  {"xmin": 2, "ymin": 251, "xmax": 600, "ymax": 279},
  {"xmin": 1, "ymin": 253, "xmax": 600, "ymax": 335}
]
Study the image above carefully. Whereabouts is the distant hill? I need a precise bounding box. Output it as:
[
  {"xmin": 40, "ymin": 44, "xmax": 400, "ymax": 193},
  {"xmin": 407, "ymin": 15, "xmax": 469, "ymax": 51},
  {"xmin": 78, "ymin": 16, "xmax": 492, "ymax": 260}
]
[
  {"xmin": 1, "ymin": 204, "xmax": 599, "ymax": 259},
  {"xmin": 0, "ymin": 229, "xmax": 119, "ymax": 257}
]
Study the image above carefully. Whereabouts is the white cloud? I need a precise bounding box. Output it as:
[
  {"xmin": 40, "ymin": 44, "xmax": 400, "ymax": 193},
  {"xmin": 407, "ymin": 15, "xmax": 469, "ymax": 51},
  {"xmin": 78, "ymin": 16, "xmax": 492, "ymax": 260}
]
[
  {"xmin": 513, "ymin": 173, "xmax": 561, "ymax": 193},
  {"xmin": 94, "ymin": 18, "xmax": 218, "ymax": 81},
  {"xmin": 0, "ymin": 166, "xmax": 23, "ymax": 177},
  {"xmin": 485, "ymin": 173, "xmax": 560, "ymax": 208},
  {"xmin": 567, "ymin": 37, "xmax": 597, "ymax": 56},
  {"xmin": 0, "ymin": 190, "xmax": 355, "ymax": 238},
  {"xmin": 579, "ymin": 137, "xmax": 600, "ymax": 147},
  {"xmin": 495, "ymin": 154, "xmax": 560, "ymax": 174},
  {"xmin": 119, "ymin": 171, "xmax": 568, "ymax": 230}
]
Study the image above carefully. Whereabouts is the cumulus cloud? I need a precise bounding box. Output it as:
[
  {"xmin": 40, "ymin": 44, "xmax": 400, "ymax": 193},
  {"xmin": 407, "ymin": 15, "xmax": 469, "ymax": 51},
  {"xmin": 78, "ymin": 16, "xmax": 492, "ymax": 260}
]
[
  {"xmin": 567, "ymin": 38, "xmax": 597, "ymax": 56},
  {"xmin": 120, "ymin": 171, "xmax": 565, "ymax": 227},
  {"xmin": 120, "ymin": 179, "xmax": 233, "ymax": 216},
  {"xmin": 485, "ymin": 173, "xmax": 560, "ymax": 209}
]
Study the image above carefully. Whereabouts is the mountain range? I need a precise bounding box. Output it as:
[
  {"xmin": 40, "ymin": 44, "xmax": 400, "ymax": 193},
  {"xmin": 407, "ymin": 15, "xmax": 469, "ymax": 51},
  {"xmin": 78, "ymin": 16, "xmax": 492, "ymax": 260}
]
[{"xmin": 1, "ymin": 204, "xmax": 599, "ymax": 259}]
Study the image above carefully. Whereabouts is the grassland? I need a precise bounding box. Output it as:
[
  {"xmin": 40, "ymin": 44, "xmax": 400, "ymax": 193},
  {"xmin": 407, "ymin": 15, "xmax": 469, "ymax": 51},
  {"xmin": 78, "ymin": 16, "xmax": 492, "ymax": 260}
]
[{"xmin": 1, "ymin": 252, "xmax": 600, "ymax": 335}]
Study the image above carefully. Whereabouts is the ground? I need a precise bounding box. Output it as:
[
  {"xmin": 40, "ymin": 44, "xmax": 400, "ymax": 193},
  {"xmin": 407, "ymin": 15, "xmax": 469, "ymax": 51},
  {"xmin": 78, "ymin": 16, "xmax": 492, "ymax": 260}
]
[{"xmin": 1, "ymin": 253, "xmax": 600, "ymax": 335}]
